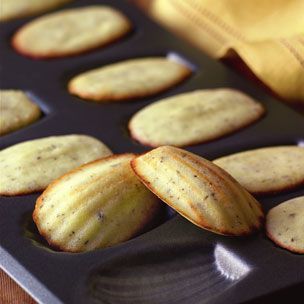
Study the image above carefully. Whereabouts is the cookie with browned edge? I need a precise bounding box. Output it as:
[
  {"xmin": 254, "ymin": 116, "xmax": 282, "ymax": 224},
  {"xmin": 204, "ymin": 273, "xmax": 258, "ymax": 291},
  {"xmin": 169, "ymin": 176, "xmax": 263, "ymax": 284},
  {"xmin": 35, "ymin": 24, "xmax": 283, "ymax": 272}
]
[
  {"xmin": 266, "ymin": 196, "xmax": 304, "ymax": 254},
  {"xmin": 214, "ymin": 146, "xmax": 304, "ymax": 195},
  {"xmin": 131, "ymin": 146, "xmax": 264, "ymax": 236},
  {"xmin": 0, "ymin": 135, "xmax": 112, "ymax": 196},
  {"xmin": 33, "ymin": 154, "xmax": 161, "ymax": 252},
  {"xmin": 0, "ymin": 90, "xmax": 41, "ymax": 136},
  {"xmin": 12, "ymin": 6, "xmax": 131, "ymax": 58},
  {"xmin": 129, "ymin": 88, "xmax": 264, "ymax": 147},
  {"xmin": 0, "ymin": 0, "xmax": 72, "ymax": 22},
  {"xmin": 68, "ymin": 57, "xmax": 191, "ymax": 102}
]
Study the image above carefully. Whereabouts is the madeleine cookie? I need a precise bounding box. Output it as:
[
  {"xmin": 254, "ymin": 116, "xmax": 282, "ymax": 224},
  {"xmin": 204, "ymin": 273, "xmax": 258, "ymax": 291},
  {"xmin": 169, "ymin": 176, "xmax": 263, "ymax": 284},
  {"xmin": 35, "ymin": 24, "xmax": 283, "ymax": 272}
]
[
  {"xmin": 266, "ymin": 196, "xmax": 304, "ymax": 254},
  {"xmin": 0, "ymin": 0, "xmax": 72, "ymax": 22},
  {"xmin": 12, "ymin": 6, "xmax": 131, "ymax": 58},
  {"xmin": 129, "ymin": 89, "xmax": 264, "ymax": 147},
  {"xmin": 214, "ymin": 146, "xmax": 304, "ymax": 195},
  {"xmin": 131, "ymin": 146, "xmax": 264, "ymax": 236},
  {"xmin": 0, "ymin": 135, "xmax": 112, "ymax": 196},
  {"xmin": 0, "ymin": 90, "xmax": 41, "ymax": 136},
  {"xmin": 68, "ymin": 57, "xmax": 191, "ymax": 102},
  {"xmin": 33, "ymin": 154, "xmax": 161, "ymax": 252}
]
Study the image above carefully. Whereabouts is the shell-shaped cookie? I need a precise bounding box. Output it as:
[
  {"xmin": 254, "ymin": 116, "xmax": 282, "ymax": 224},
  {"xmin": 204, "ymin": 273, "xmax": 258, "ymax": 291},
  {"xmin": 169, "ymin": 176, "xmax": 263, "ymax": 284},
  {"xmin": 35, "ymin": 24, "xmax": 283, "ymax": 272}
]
[
  {"xmin": 129, "ymin": 89, "xmax": 264, "ymax": 147},
  {"xmin": 12, "ymin": 6, "xmax": 131, "ymax": 58},
  {"xmin": 0, "ymin": 135, "xmax": 112, "ymax": 196},
  {"xmin": 0, "ymin": 90, "xmax": 41, "ymax": 136},
  {"xmin": 214, "ymin": 146, "xmax": 304, "ymax": 195},
  {"xmin": 131, "ymin": 146, "xmax": 264, "ymax": 236},
  {"xmin": 33, "ymin": 154, "xmax": 161, "ymax": 252},
  {"xmin": 266, "ymin": 196, "xmax": 304, "ymax": 254},
  {"xmin": 0, "ymin": 0, "xmax": 72, "ymax": 22},
  {"xmin": 68, "ymin": 57, "xmax": 191, "ymax": 102}
]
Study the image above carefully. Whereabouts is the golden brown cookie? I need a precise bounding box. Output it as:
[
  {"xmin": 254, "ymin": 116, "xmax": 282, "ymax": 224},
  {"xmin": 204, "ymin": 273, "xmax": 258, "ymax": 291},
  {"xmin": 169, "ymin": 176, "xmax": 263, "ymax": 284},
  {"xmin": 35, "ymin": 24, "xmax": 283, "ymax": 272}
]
[
  {"xmin": 68, "ymin": 57, "xmax": 191, "ymax": 102},
  {"xmin": 131, "ymin": 146, "xmax": 264, "ymax": 236},
  {"xmin": 266, "ymin": 196, "xmax": 304, "ymax": 254},
  {"xmin": 33, "ymin": 154, "xmax": 161, "ymax": 252},
  {"xmin": 12, "ymin": 6, "xmax": 131, "ymax": 58},
  {"xmin": 0, "ymin": 0, "xmax": 72, "ymax": 22},
  {"xmin": 0, "ymin": 135, "xmax": 112, "ymax": 196},
  {"xmin": 129, "ymin": 88, "xmax": 264, "ymax": 147},
  {"xmin": 214, "ymin": 146, "xmax": 304, "ymax": 195}
]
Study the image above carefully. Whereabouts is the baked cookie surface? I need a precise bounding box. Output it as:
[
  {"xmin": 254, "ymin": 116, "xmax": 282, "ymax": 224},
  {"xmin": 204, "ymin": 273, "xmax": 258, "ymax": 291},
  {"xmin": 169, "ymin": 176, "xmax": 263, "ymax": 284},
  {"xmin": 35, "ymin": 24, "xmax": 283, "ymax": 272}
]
[
  {"xmin": 0, "ymin": 90, "xmax": 41, "ymax": 136},
  {"xmin": 266, "ymin": 196, "xmax": 304, "ymax": 254},
  {"xmin": 33, "ymin": 154, "xmax": 161, "ymax": 252},
  {"xmin": 214, "ymin": 146, "xmax": 304, "ymax": 195},
  {"xmin": 68, "ymin": 57, "xmax": 191, "ymax": 102},
  {"xmin": 132, "ymin": 146, "xmax": 264, "ymax": 236},
  {"xmin": 0, "ymin": 135, "xmax": 112, "ymax": 196},
  {"xmin": 0, "ymin": 0, "xmax": 72, "ymax": 22},
  {"xmin": 129, "ymin": 88, "xmax": 264, "ymax": 147},
  {"xmin": 12, "ymin": 5, "xmax": 131, "ymax": 58}
]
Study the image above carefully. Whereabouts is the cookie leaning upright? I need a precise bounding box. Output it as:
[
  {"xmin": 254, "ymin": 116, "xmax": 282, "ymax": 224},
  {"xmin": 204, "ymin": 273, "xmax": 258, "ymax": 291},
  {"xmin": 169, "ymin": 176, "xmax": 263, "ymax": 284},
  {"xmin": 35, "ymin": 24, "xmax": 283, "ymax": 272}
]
[
  {"xmin": 0, "ymin": 90, "xmax": 41, "ymax": 136},
  {"xmin": 129, "ymin": 88, "xmax": 264, "ymax": 147},
  {"xmin": 131, "ymin": 146, "xmax": 264, "ymax": 236},
  {"xmin": 12, "ymin": 6, "xmax": 131, "ymax": 59},
  {"xmin": 68, "ymin": 57, "xmax": 192, "ymax": 102},
  {"xmin": 266, "ymin": 196, "xmax": 304, "ymax": 254},
  {"xmin": 33, "ymin": 154, "xmax": 161, "ymax": 252},
  {"xmin": 0, "ymin": 135, "xmax": 112, "ymax": 196}
]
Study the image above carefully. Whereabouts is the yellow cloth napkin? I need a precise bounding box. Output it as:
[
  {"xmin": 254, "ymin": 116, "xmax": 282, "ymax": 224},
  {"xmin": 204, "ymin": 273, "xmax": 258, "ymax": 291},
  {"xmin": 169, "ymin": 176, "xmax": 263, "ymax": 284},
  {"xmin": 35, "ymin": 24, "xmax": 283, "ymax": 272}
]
[{"xmin": 148, "ymin": 0, "xmax": 304, "ymax": 106}]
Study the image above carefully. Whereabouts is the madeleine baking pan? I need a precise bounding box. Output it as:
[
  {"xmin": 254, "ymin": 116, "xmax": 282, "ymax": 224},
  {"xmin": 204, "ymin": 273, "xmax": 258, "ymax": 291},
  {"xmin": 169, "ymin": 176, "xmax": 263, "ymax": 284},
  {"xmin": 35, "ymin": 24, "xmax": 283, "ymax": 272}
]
[{"xmin": 0, "ymin": 0, "xmax": 304, "ymax": 303}]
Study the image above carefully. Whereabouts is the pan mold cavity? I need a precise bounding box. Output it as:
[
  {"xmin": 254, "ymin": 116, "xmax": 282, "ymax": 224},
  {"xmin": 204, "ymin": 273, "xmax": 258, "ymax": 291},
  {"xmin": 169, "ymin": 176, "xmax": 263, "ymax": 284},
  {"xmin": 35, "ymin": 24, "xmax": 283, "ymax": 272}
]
[
  {"xmin": 214, "ymin": 244, "xmax": 251, "ymax": 281},
  {"xmin": 87, "ymin": 244, "xmax": 247, "ymax": 304}
]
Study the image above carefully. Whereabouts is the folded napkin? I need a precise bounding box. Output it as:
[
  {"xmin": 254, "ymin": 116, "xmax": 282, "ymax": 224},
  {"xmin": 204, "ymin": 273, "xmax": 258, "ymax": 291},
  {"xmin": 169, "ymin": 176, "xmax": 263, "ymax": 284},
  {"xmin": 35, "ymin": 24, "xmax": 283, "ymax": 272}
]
[{"xmin": 145, "ymin": 0, "xmax": 304, "ymax": 106}]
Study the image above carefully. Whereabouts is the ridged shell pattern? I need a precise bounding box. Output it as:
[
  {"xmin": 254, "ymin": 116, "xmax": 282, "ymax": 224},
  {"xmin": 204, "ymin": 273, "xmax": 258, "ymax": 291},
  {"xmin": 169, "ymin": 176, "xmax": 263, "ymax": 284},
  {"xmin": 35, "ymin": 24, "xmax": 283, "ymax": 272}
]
[
  {"xmin": 33, "ymin": 154, "xmax": 160, "ymax": 252},
  {"xmin": 132, "ymin": 146, "xmax": 264, "ymax": 236}
]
